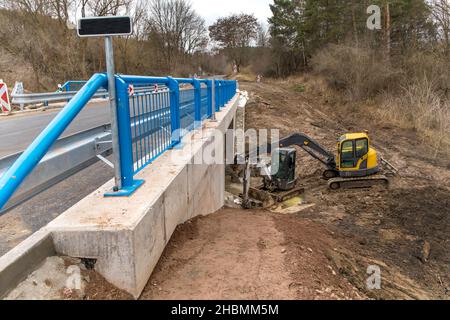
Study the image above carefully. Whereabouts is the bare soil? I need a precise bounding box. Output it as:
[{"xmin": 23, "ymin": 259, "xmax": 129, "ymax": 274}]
[
  {"xmin": 80, "ymin": 77, "xmax": 449, "ymax": 300},
  {"xmin": 238, "ymin": 78, "xmax": 450, "ymax": 299},
  {"xmin": 141, "ymin": 209, "xmax": 363, "ymax": 300}
]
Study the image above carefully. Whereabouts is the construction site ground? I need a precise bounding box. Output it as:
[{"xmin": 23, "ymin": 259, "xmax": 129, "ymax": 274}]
[{"xmin": 25, "ymin": 77, "xmax": 448, "ymax": 300}]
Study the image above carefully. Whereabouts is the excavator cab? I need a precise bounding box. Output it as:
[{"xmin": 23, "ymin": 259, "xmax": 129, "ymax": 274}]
[
  {"xmin": 336, "ymin": 133, "xmax": 379, "ymax": 177},
  {"xmin": 266, "ymin": 148, "xmax": 297, "ymax": 191}
]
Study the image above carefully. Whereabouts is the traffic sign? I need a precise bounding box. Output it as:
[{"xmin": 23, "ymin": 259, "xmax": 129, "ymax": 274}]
[
  {"xmin": 0, "ymin": 80, "xmax": 11, "ymax": 112},
  {"xmin": 77, "ymin": 16, "xmax": 132, "ymax": 37}
]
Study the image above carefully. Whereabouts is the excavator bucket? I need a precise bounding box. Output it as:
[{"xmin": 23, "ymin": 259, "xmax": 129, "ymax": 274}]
[{"xmin": 245, "ymin": 186, "xmax": 305, "ymax": 209}]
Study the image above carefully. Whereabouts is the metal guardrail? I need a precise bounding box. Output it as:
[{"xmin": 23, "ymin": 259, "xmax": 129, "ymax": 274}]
[
  {"xmin": 11, "ymin": 90, "xmax": 109, "ymax": 105},
  {"xmin": 0, "ymin": 73, "xmax": 237, "ymax": 211},
  {"xmin": 11, "ymin": 85, "xmax": 165, "ymax": 106},
  {"xmin": 0, "ymin": 124, "xmax": 113, "ymax": 213}
]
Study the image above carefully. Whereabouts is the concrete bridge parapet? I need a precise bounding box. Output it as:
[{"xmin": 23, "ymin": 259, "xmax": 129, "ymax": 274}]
[{"xmin": 42, "ymin": 93, "xmax": 240, "ymax": 298}]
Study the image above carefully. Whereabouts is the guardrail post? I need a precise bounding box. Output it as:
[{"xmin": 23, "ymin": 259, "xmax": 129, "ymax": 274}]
[
  {"xmin": 215, "ymin": 80, "xmax": 220, "ymax": 111},
  {"xmin": 193, "ymin": 78, "xmax": 202, "ymax": 128},
  {"xmin": 105, "ymin": 77, "xmax": 144, "ymax": 197},
  {"xmin": 221, "ymin": 81, "xmax": 224, "ymax": 107},
  {"xmin": 225, "ymin": 81, "xmax": 230, "ymax": 102},
  {"xmin": 218, "ymin": 80, "xmax": 223, "ymax": 107},
  {"xmin": 206, "ymin": 80, "xmax": 213, "ymax": 119},
  {"xmin": 224, "ymin": 81, "xmax": 227, "ymax": 104},
  {"xmin": 168, "ymin": 77, "xmax": 181, "ymax": 145}
]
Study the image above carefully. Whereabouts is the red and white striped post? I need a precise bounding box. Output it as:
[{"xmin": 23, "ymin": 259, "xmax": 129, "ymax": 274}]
[{"xmin": 0, "ymin": 80, "xmax": 11, "ymax": 113}]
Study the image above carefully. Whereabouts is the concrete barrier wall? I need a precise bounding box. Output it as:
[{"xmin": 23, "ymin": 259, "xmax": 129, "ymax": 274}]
[
  {"xmin": 0, "ymin": 229, "xmax": 55, "ymax": 298},
  {"xmin": 45, "ymin": 93, "xmax": 239, "ymax": 298}
]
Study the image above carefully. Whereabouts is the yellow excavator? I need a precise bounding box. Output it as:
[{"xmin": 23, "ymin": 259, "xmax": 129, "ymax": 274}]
[{"xmin": 240, "ymin": 132, "xmax": 397, "ymax": 208}]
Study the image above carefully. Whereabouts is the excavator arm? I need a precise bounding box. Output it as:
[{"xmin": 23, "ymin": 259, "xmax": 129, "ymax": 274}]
[
  {"xmin": 277, "ymin": 133, "xmax": 336, "ymax": 169},
  {"xmin": 245, "ymin": 133, "xmax": 336, "ymax": 170}
]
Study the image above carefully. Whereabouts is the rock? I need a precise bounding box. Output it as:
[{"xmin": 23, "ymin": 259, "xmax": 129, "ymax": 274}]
[
  {"xmin": 358, "ymin": 238, "xmax": 368, "ymax": 246},
  {"xmin": 281, "ymin": 248, "xmax": 287, "ymax": 254},
  {"xmin": 422, "ymin": 241, "xmax": 431, "ymax": 263},
  {"xmin": 307, "ymin": 248, "xmax": 313, "ymax": 253},
  {"xmin": 63, "ymin": 257, "xmax": 82, "ymax": 266},
  {"xmin": 374, "ymin": 220, "xmax": 382, "ymax": 226}
]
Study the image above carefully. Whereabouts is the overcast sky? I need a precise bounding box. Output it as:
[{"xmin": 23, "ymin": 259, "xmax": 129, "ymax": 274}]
[{"xmin": 190, "ymin": 0, "xmax": 274, "ymax": 26}]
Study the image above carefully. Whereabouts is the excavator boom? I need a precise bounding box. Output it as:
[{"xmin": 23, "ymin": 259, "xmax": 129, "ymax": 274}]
[{"xmin": 246, "ymin": 133, "xmax": 336, "ymax": 170}]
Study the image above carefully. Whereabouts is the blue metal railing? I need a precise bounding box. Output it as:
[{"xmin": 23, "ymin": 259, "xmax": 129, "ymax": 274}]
[
  {"xmin": 114, "ymin": 76, "xmax": 237, "ymax": 195},
  {"xmin": 58, "ymin": 81, "xmax": 88, "ymax": 92},
  {"xmin": 129, "ymin": 88, "xmax": 172, "ymax": 174},
  {"xmin": 0, "ymin": 74, "xmax": 237, "ymax": 208},
  {"xmin": 179, "ymin": 88, "xmax": 196, "ymax": 131}
]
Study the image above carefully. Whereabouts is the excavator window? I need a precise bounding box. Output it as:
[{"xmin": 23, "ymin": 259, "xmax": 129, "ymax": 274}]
[
  {"xmin": 341, "ymin": 140, "xmax": 355, "ymax": 168},
  {"xmin": 274, "ymin": 149, "xmax": 296, "ymax": 182},
  {"xmin": 356, "ymin": 139, "xmax": 369, "ymax": 158}
]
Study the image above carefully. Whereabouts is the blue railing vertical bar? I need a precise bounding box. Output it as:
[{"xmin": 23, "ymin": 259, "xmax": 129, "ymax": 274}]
[
  {"xmin": 167, "ymin": 77, "xmax": 181, "ymax": 145},
  {"xmin": 205, "ymin": 80, "xmax": 213, "ymax": 118},
  {"xmin": 214, "ymin": 80, "xmax": 220, "ymax": 111},
  {"xmin": 193, "ymin": 79, "xmax": 202, "ymax": 127},
  {"xmin": 200, "ymin": 84, "xmax": 208, "ymax": 120}
]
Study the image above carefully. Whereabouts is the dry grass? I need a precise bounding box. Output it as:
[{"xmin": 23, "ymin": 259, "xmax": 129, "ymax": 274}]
[
  {"xmin": 311, "ymin": 44, "xmax": 400, "ymax": 100},
  {"xmin": 267, "ymin": 73, "xmax": 450, "ymax": 157},
  {"xmin": 309, "ymin": 44, "xmax": 450, "ymax": 156},
  {"xmin": 233, "ymin": 66, "xmax": 258, "ymax": 82},
  {"xmin": 378, "ymin": 80, "xmax": 450, "ymax": 157}
]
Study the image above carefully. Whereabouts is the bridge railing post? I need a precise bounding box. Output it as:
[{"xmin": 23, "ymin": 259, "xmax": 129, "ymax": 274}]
[
  {"xmin": 167, "ymin": 77, "xmax": 181, "ymax": 145},
  {"xmin": 104, "ymin": 76, "xmax": 144, "ymax": 197},
  {"xmin": 215, "ymin": 80, "xmax": 221, "ymax": 111},
  {"xmin": 193, "ymin": 78, "xmax": 202, "ymax": 128},
  {"xmin": 206, "ymin": 80, "xmax": 213, "ymax": 119},
  {"xmin": 220, "ymin": 80, "xmax": 225, "ymax": 107}
]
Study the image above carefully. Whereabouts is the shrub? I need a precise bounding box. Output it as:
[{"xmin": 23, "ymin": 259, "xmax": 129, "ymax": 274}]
[{"xmin": 311, "ymin": 44, "xmax": 400, "ymax": 100}]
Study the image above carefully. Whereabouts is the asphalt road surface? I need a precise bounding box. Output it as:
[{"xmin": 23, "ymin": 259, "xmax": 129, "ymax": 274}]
[
  {"xmin": 0, "ymin": 101, "xmax": 110, "ymax": 158},
  {"xmin": 0, "ymin": 101, "xmax": 114, "ymax": 256}
]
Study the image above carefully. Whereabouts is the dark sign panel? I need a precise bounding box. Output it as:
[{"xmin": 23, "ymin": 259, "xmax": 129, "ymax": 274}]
[{"xmin": 78, "ymin": 16, "xmax": 132, "ymax": 37}]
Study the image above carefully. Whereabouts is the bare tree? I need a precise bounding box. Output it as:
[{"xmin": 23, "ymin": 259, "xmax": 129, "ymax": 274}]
[
  {"xmin": 431, "ymin": 0, "xmax": 450, "ymax": 52},
  {"xmin": 49, "ymin": 0, "xmax": 75, "ymax": 25},
  {"xmin": 209, "ymin": 13, "xmax": 260, "ymax": 72},
  {"xmin": 116, "ymin": 0, "xmax": 148, "ymax": 73},
  {"xmin": 257, "ymin": 23, "xmax": 270, "ymax": 48},
  {"xmin": 146, "ymin": 0, "xmax": 207, "ymax": 72},
  {"xmin": 3, "ymin": 0, "xmax": 51, "ymax": 15},
  {"xmin": 86, "ymin": 0, "xmax": 132, "ymax": 16}
]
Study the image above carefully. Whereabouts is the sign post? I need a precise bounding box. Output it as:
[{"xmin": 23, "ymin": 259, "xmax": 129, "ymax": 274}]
[{"xmin": 78, "ymin": 16, "xmax": 132, "ymax": 193}]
